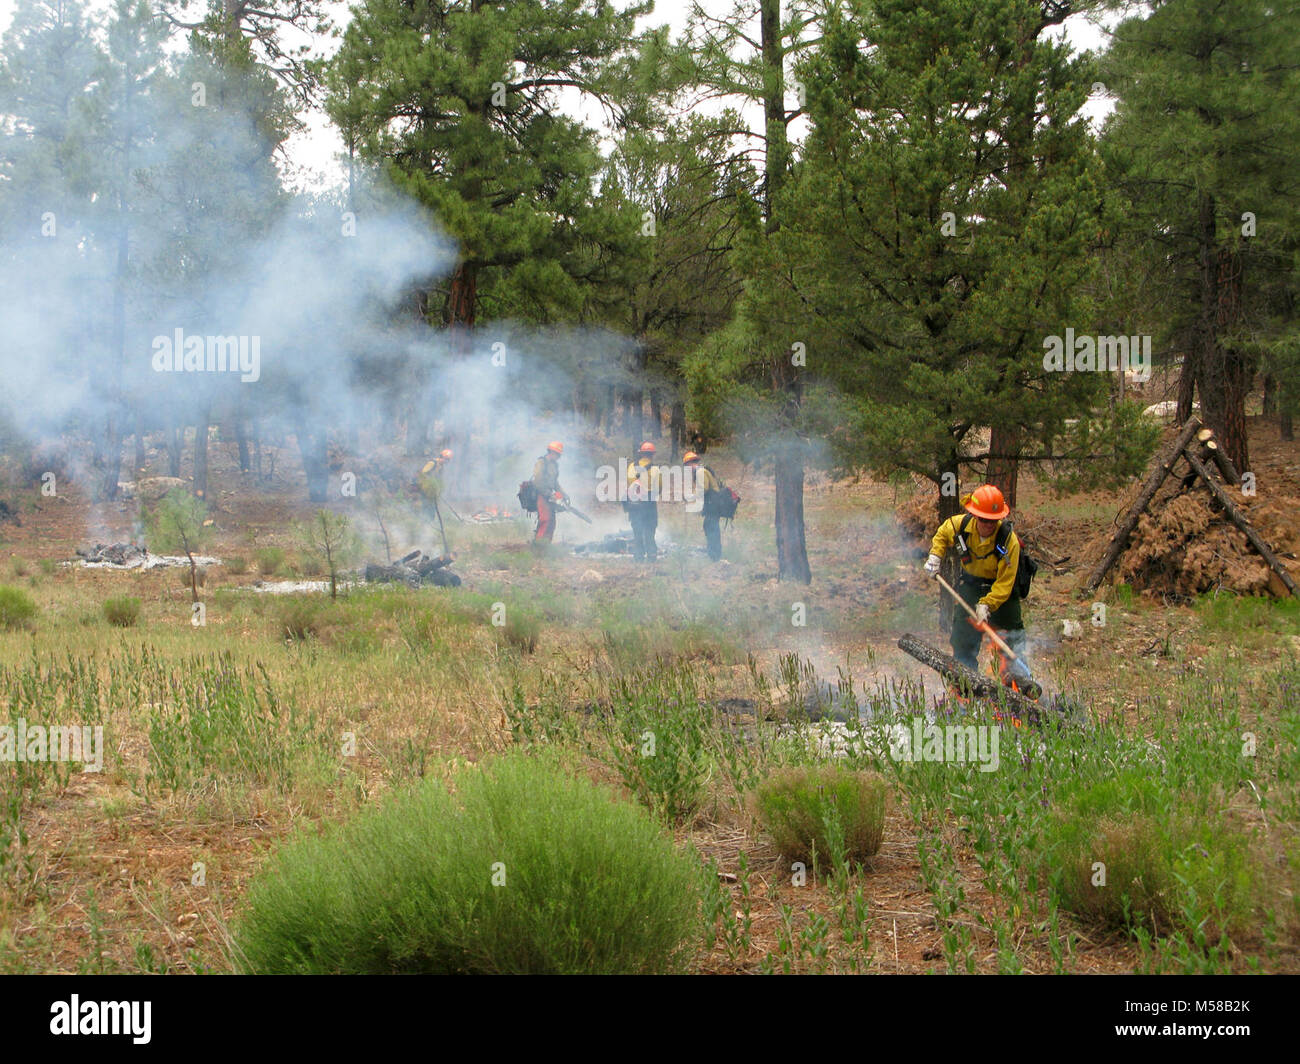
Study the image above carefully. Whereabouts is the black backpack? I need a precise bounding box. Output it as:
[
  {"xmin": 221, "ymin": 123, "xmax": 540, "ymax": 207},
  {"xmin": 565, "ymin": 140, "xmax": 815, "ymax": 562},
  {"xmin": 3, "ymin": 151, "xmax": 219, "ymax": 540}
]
[
  {"xmin": 517, "ymin": 480, "xmax": 539, "ymax": 513},
  {"xmin": 956, "ymin": 515, "xmax": 1037, "ymax": 599},
  {"xmin": 701, "ymin": 467, "xmax": 740, "ymax": 521}
]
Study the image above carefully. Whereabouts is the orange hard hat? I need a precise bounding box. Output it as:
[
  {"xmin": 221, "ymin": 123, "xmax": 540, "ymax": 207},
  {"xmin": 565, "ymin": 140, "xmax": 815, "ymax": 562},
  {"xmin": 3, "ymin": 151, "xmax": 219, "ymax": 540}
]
[
  {"xmin": 547, "ymin": 441, "xmax": 564, "ymax": 455},
  {"xmin": 683, "ymin": 451, "xmax": 700, "ymax": 464},
  {"xmin": 440, "ymin": 448, "xmax": 453, "ymax": 461},
  {"xmin": 964, "ymin": 484, "xmax": 1009, "ymax": 520},
  {"xmin": 638, "ymin": 441, "xmax": 656, "ymax": 454}
]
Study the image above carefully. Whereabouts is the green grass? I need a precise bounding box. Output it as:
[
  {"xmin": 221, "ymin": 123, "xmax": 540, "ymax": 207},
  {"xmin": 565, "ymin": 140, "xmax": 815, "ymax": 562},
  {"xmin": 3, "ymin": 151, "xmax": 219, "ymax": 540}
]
[
  {"xmin": 234, "ymin": 751, "xmax": 705, "ymax": 974},
  {"xmin": 1197, "ymin": 593, "xmax": 1300, "ymax": 637}
]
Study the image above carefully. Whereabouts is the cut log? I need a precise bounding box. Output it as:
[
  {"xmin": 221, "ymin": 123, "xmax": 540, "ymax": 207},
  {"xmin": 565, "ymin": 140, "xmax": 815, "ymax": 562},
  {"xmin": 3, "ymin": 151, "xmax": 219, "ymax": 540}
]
[
  {"xmin": 1200, "ymin": 438, "xmax": 1241, "ymax": 486},
  {"xmin": 897, "ymin": 633, "xmax": 1044, "ymax": 725},
  {"xmin": 1181, "ymin": 449, "xmax": 1299, "ymax": 598},
  {"xmin": 1084, "ymin": 416, "xmax": 1204, "ymax": 592}
]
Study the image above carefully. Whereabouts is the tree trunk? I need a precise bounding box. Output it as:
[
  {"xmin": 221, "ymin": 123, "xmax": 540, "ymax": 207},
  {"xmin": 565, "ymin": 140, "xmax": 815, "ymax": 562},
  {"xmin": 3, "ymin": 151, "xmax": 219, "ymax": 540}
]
[
  {"xmin": 986, "ymin": 424, "xmax": 1021, "ymax": 510},
  {"xmin": 624, "ymin": 389, "xmax": 644, "ymax": 444},
  {"xmin": 650, "ymin": 392, "xmax": 662, "ymax": 439},
  {"xmin": 1262, "ymin": 374, "xmax": 1276, "ymax": 417},
  {"xmin": 1176, "ymin": 351, "xmax": 1198, "ymax": 423},
  {"xmin": 1282, "ymin": 407, "xmax": 1294, "ymax": 442},
  {"xmin": 670, "ymin": 400, "xmax": 686, "ymax": 462},
  {"xmin": 444, "ymin": 260, "xmax": 478, "ymax": 497},
  {"xmin": 234, "ymin": 415, "xmax": 250, "ymax": 472},
  {"xmin": 1187, "ymin": 195, "xmax": 1251, "ymax": 470},
  {"xmin": 297, "ymin": 425, "xmax": 330, "ymax": 503},
  {"xmin": 936, "ymin": 457, "xmax": 962, "ymax": 633},
  {"xmin": 133, "ymin": 411, "xmax": 146, "ymax": 475},
  {"xmin": 774, "ymin": 446, "xmax": 811, "ymax": 584},
  {"xmin": 193, "ymin": 406, "xmax": 212, "ymax": 500},
  {"xmin": 166, "ymin": 419, "xmax": 182, "ymax": 478}
]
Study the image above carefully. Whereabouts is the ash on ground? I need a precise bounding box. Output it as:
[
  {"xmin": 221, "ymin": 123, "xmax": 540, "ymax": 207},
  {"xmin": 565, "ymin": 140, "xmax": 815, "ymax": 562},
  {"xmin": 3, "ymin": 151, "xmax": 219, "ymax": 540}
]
[
  {"xmin": 573, "ymin": 531, "xmax": 687, "ymax": 558},
  {"xmin": 76, "ymin": 543, "xmax": 220, "ymax": 570}
]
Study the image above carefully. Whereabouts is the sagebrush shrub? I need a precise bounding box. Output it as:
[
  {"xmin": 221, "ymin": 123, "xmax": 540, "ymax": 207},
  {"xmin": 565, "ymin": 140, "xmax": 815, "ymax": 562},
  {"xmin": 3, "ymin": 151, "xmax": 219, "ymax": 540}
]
[
  {"xmin": 0, "ymin": 585, "xmax": 37, "ymax": 630},
  {"xmin": 234, "ymin": 752, "xmax": 705, "ymax": 974},
  {"xmin": 255, "ymin": 547, "xmax": 286, "ymax": 576},
  {"xmin": 1044, "ymin": 773, "xmax": 1258, "ymax": 936},
  {"xmin": 276, "ymin": 598, "xmax": 322, "ymax": 640},
  {"xmin": 102, "ymin": 595, "xmax": 142, "ymax": 628},
  {"xmin": 750, "ymin": 764, "xmax": 887, "ymax": 871}
]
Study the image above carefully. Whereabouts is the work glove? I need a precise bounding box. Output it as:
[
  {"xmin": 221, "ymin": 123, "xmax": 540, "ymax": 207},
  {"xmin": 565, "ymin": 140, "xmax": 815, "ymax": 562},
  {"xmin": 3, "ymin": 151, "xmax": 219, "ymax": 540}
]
[
  {"xmin": 923, "ymin": 554, "xmax": 942, "ymax": 578},
  {"xmin": 975, "ymin": 603, "xmax": 991, "ymax": 624}
]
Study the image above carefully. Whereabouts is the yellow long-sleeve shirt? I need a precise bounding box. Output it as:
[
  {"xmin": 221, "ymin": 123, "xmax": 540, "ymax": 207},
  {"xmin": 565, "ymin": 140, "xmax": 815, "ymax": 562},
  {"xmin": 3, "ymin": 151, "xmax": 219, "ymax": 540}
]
[
  {"xmin": 694, "ymin": 466, "xmax": 722, "ymax": 494},
  {"xmin": 627, "ymin": 459, "xmax": 661, "ymax": 500},
  {"xmin": 930, "ymin": 515, "xmax": 1020, "ymax": 609},
  {"xmin": 532, "ymin": 455, "xmax": 563, "ymax": 498}
]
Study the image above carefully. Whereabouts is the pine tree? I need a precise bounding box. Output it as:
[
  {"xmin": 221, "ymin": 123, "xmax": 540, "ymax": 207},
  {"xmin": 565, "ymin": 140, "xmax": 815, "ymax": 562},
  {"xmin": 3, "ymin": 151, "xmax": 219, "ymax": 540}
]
[
  {"xmin": 327, "ymin": 0, "xmax": 657, "ymax": 472},
  {"xmin": 731, "ymin": 0, "xmax": 1153, "ymax": 537},
  {"xmin": 1099, "ymin": 0, "xmax": 1300, "ymax": 471}
]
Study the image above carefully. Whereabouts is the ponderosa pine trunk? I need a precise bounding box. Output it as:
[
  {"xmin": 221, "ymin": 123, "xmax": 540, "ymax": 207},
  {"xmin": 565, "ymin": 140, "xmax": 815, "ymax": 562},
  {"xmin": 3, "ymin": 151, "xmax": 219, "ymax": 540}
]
[
  {"xmin": 986, "ymin": 424, "xmax": 1021, "ymax": 510},
  {"xmin": 774, "ymin": 446, "xmax": 811, "ymax": 584}
]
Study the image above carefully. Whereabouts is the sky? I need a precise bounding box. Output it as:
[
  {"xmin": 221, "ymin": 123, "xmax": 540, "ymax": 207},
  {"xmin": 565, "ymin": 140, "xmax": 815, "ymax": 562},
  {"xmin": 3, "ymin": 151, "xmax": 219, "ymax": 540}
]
[{"xmin": 0, "ymin": 0, "xmax": 1116, "ymax": 193}]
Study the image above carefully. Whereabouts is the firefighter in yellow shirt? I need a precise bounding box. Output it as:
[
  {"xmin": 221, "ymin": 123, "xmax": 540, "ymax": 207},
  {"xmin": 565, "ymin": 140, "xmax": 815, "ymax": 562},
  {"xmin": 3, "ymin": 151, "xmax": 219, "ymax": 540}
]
[
  {"xmin": 924, "ymin": 484, "xmax": 1040, "ymax": 700},
  {"xmin": 626, "ymin": 442, "xmax": 661, "ymax": 562},
  {"xmin": 684, "ymin": 451, "xmax": 723, "ymax": 561}
]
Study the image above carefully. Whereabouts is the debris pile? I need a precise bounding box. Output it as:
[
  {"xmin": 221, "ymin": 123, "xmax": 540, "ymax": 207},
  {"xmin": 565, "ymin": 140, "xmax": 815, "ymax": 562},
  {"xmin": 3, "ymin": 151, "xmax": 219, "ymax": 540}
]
[
  {"xmin": 76, "ymin": 543, "xmax": 222, "ymax": 571},
  {"xmin": 1084, "ymin": 418, "xmax": 1298, "ymax": 600},
  {"xmin": 77, "ymin": 543, "xmax": 146, "ymax": 566},
  {"xmin": 364, "ymin": 549, "xmax": 461, "ymax": 588}
]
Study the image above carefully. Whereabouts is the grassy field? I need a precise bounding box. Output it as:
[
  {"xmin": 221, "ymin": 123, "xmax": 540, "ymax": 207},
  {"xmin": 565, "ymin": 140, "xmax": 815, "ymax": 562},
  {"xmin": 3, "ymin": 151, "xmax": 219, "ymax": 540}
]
[{"xmin": 0, "ymin": 453, "xmax": 1297, "ymax": 975}]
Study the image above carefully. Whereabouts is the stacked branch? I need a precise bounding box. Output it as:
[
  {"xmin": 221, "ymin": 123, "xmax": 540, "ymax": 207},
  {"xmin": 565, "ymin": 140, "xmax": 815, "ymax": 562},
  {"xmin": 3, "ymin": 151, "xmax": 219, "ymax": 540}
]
[{"xmin": 1084, "ymin": 417, "xmax": 1297, "ymax": 598}]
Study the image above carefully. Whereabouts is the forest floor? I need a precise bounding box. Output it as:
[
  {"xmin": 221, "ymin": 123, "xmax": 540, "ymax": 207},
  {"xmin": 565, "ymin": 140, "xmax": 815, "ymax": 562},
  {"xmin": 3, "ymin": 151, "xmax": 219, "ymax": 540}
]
[{"xmin": 0, "ymin": 413, "xmax": 1297, "ymax": 975}]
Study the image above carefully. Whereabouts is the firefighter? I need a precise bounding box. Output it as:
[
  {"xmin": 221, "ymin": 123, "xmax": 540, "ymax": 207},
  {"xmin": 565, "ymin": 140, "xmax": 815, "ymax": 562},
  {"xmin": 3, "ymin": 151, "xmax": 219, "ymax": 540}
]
[
  {"xmin": 924, "ymin": 484, "xmax": 1041, "ymax": 700},
  {"xmin": 531, "ymin": 441, "xmax": 568, "ymax": 544},
  {"xmin": 684, "ymin": 451, "xmax": 722, "ymax": 562},
  {"xmin": 626, "ymin": 441, "xmax": 661, "ymax": 563}
]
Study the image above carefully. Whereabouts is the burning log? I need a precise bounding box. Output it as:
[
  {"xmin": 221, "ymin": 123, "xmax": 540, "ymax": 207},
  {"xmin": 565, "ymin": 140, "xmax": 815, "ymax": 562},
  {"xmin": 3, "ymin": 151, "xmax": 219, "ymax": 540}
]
[
  {"xmin": 897, "ymin": 633, "xmax": 1045, "ymax": 725},
  {"xmin": 364, "ymin": 550, "xmax": 461, "ymax": 588}
]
